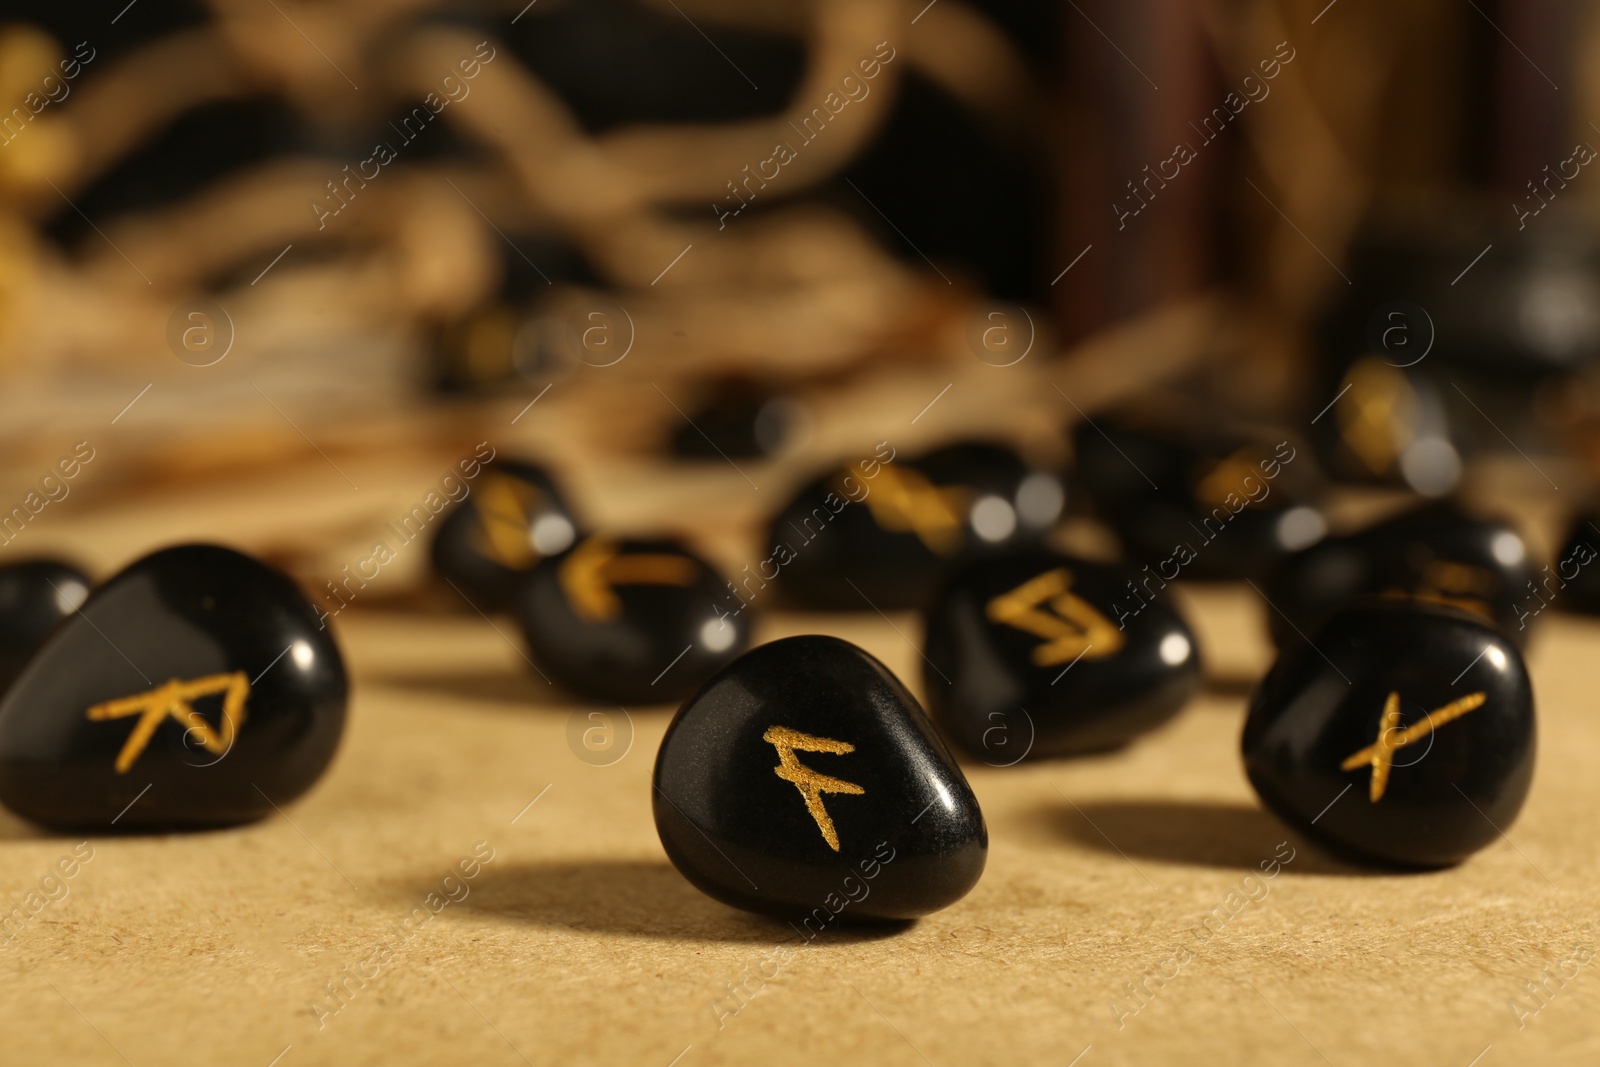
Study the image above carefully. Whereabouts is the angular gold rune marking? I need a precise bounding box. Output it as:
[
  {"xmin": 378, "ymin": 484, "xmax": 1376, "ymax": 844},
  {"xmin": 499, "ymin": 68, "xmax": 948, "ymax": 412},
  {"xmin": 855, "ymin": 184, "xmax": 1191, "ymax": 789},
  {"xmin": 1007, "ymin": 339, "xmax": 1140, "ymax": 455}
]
[
  {"xmin": 558, "ymin": 537, "xmax": 699, "ymax": 622},
  {"xmin": 853, "ymin": 466, "xmax": 969, "ymax": 556},
  {"xmin": 762, "ymin": 725, "xmax": 865, "ymax": 852},
  {"xmin": 1194, "ymin": 448, "xmax": 1270, "ymax": 510},
  {"xmin": 86, "ymin": 672, "xmax": 251, "ymax": 774},
  {"xmin": 1339, "ymin": 690, "xmax": 1487, "ymax": 802},
  {"xmin": 985, "ymin": 568, "xmax": 1125, "ymax": 667},
  {"xmin": 468, "ymin": 474, "xmax": 544, "ymax": 569}
]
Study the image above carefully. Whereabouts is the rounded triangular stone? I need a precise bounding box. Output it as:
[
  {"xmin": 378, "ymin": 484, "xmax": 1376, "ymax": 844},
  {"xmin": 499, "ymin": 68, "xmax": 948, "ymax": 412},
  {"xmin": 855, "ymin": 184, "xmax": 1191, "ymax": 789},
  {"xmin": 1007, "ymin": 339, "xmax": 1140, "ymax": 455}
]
[
  {"xmin": 653, "ymin": 635, "xmax": 986, "ymax": 921},
  {"xmin": 0, "ymin": 544, "xmax": 348, "ymax": 830}
]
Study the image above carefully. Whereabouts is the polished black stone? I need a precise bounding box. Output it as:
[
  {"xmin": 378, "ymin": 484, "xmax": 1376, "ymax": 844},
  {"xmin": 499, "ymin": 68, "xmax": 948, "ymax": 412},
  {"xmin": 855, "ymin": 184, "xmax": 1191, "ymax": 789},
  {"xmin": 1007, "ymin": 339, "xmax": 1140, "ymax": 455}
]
[
  {"xmin": 766, "ymin": 441, "xmax": 1066, "ymax": 611},
  {"xmin": 653, "ymin": 635, "xmax": 986, "ymax": 921},
  {"xmin": 670, "ymin": 380, "xmax": 807, "ymax": 459},
  {"xmin": 1073, "ymin": 418, "xmax": 1326, "ymax": 581},
  {"xmin": 431, "ymin": 457, "xmax": 582, "ymax": 611},
  {"xmin": 922, "ymin": 551, "xmax": 1201, "ymax": 761},
  {"xmin": 1549, "ymin": 511, "xmax": 1600, "ymax": 616},
  {"xmin": 1263, "ymin": 502, "xmax": 1536, "ymax": 648},
  {"xmin": 1310, "ymin": 220, "xmax": 1600, "ymax": 491},
  {"xmin": 1309, "ymin": 355, "xmax": 1460, "ymax": 496},
  {"xmin": 1242, "ymin": 601, "xmax": 1535, "ymax": 868},
  {"xmin": 0, "ymin": 559, "xmax": 91, "ymax": 697},
  {"xmin": 514, "ymin": 534, "xmax": 749, "ymax": 704},
  {"xmin": 0, "ymin": 544, "xmax": 348, "ymax": 830}
]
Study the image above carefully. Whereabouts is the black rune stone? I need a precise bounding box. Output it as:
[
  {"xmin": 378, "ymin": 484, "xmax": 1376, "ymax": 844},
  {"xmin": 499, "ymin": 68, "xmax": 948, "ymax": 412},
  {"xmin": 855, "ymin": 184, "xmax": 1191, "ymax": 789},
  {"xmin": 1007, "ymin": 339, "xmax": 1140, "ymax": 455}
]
[
  {"xmin": 1242, "ymin": 600, "xmax": 1534, "ymax": 868},
  {"xmin": 922, "ymin": 550, "xmax": 1201, "ymax": 761},
  {"xmin": 0, "ymin": 544, "xmax": 348, "ymax": 830},
  {"xmin": 515, "ymin": 534, "xmax": 750, "ymax": 704},
  {"xmin": 432, "ymin": 456, "xmax": 582, "ymax": 612},
  {"xmin": 653, "ymin": 635, "xmax": 987, "ymax": 921},
  {"xmin": 0, "ymin": 559, "xmax": 91, "ymax": 697}
]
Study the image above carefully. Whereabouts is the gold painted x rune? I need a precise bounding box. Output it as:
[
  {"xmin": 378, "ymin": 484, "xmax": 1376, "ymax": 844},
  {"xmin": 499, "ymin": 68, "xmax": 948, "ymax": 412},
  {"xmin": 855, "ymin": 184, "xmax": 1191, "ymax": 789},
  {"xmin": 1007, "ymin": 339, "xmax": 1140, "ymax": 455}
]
[
  {"xmin": 86, "ymin": 672, "xmax": 251, "ymax": 774},
  {"xmin": 1339, "ymin": 690, "xmax": 1487, "ymax": 802},
  {"xmin": 986, "ymin": 568, "xmax": 1125, "ymax": 667},
  {"xmin": 763, "ymin": 725, "xmax": 865, "ymax": 852}
]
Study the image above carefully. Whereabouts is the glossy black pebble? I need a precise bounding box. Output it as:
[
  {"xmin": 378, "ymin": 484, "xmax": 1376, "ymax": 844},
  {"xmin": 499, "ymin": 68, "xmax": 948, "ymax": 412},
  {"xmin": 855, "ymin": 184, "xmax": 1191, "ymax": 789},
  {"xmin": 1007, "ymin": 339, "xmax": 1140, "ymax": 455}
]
[
  {"xmin": 0, "ymin": 544, "xmax": 348, "ymax": 830},
  {"xmin": 515, "ymin": 534, "xmax": 749, "ymax": 704},
  {"xmin": 654, "ymin": 635, "xmax": 986, "ymax": 921},
  {"xmin": 670, "ymin": 380, "xmax": 807, "ymax": 459},
  {"xmin": 1263, "ymin": 502, "xmax": 1536, "ymax": 648},
  {"xmin": 767, "ymin": 442, "xmax": 1066, "ymax": 611},
  {"xmin": 0, "ymin": 559, "xmax": 91, "ymax": 696},
  {"xmin": 923, "ymin": 551, "xmax": 1201, "ymax": 761},
  {"xmin": 431, "ymin": 457, "xmax": 582, "ymax": 611},
  {"xmin": 1073, "ymin": 418, "xmax": 1326, "ymax": 581},
  {"xmin": 1242, "ymin": 601, "xmax": 1534, "ymax": 868},
  {"xmin": 1549, "ymin": 511, "xmax": 1600, "ymax": 616}
]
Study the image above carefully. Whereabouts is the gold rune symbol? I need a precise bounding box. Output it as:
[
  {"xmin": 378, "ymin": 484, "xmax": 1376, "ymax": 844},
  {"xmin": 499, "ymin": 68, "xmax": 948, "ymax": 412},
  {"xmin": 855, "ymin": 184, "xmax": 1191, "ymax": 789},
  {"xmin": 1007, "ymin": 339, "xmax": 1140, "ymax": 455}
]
[
  {"xmin": 1336, "ymin": 357, "xmax": 1416, "ymax": 476},
  {"xmin": 469, "ymin": 474, "xmax": 544, "ymax": 569},
  {"xmin": 1340, "ymin": 690, "xmax": 1487, "ymax": 802},
  {"xmin": 762, "ymin": 725, "xmax": 865, "ymax": 852},
  {"xmin": 558, "ymin": 537, "xmax": 699, "ymax": 622},
  {"xmin": 1194, "ymin": 447, "xmax": 1270, "ymax": 510},
  {"xmin": 86, "ymin": 672, "xmax": 251, "ymax": 774},
  {"xmin": 853, "ymin": 466, "xmax": 969, "ymax": 556},
  {"xmin": 986, "ymin": 568, "xmax": 1125, "ymax": 667}
]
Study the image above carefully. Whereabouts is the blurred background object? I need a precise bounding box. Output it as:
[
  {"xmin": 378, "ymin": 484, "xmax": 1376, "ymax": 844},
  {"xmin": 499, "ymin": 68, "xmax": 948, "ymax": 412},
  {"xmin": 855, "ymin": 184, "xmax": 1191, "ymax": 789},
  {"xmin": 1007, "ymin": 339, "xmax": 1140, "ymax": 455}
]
[{"xmin": 0, "ymin": 0, "xmax": 1597, "ymax": 595}]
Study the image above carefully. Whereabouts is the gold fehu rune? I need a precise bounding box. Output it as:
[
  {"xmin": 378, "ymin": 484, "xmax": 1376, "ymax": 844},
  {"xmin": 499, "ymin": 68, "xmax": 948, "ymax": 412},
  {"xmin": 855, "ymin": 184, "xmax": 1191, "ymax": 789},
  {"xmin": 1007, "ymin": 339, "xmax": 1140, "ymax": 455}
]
[
  {"xmin": 86, "ymin": 672, "xmax": 251, "ymax": 774},
  {"xmin": 762, "ymin": 726, "xmax": 865, "ymax": 852},
  {"xmin": 558, "ymin": 537, "xmax": 699, "ymax": 622},
  {"xmin": 1340, "ymin": 690, "xmax": 1487, "ymax": 802},
  {"xmin": 985, "ymin": 568, "xmax": 1125, "ymax": 666},
  {"xmin": 853, "ymin": 466, "xmax": 969, "ymax": 556},
  {"xmin": 468, "ymin": 474, "xmax": 544, "ymax": 569}
]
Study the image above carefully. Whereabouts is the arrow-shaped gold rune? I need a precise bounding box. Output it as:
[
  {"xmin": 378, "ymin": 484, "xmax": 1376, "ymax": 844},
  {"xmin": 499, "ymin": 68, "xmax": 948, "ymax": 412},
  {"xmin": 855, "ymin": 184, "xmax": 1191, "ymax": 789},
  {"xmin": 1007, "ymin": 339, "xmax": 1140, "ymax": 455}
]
[
  {"xmin": 86, "ymin": 672, "xmax": 251, "ymax": 774},
  {"xmin": 558, "ymin": 537, "xmax": 699, "ymax": 622},
  {"xmin": 468, "ymin": 473, "xmax": 545, "ymax": 569},
  {"xmin": 763, "ymin": 725, "xmax": 865, "ymax": 852},
  {"xmin": 986, "ymin": 567, "xmax": 1125, "ymax": 666},
  {"xmin": 1340, "ymin": 690, "xmax": 1487, "ymax": 802}
]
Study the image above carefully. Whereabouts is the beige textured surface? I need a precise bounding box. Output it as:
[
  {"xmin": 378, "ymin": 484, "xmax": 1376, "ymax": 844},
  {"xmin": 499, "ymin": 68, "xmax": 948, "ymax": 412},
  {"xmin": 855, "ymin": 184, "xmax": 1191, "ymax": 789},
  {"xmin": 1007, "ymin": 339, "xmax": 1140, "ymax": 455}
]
[{"xmin": 1, "ymin": 577, "xmax": 1596, "ymax": 1066}]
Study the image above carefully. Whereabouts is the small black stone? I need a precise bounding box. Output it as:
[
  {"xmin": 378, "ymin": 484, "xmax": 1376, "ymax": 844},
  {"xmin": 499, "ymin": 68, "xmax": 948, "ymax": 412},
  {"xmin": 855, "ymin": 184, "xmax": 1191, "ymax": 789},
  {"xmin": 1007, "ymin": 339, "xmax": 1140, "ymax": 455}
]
[
  {"xmin": 1263, "ymin": 502, "xmax": 1536, "ymax": 648},
  {"xmin": 1548, "ymin": 511, "xmax": 1600, "ymax": 616},
  {"xmin": 0, "ymin": 559, "xmax": 91, "ymax": 697},
  {"xmin": 0, "ymin": 544, "xmax": 348, "ymax": 830},
  {"xmin": 1242, "ymin": 600, "xmax": 1535, "ymax": 868},
  {"xmin": 1073, "ymin": 418, "xmax": 1326, "ymax": 581},
  {"xmin": 431, "ymin": 457, "xmax": 583, "ymax": 612},
  {"xmin": 922, "ymin": 551, "xmax": 1201, "ymax": 761},
  {"xmin": 1309, "ymin": 355, "xmax": 1460, "ymax": 495},
  {"xmin": 514, "ymin": 534, "xmax": 749, "ymax": 703},
  {"xmin": 670, "ymin": 380, "xmax": 807, "ymax": 459},
  {"xmin": 766, "ymin": 441, "xmax": 1066, "ymax": 611},
  {"xmin": 653, "ymin": 635, "xmax": 986, "ymax": 921}
]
